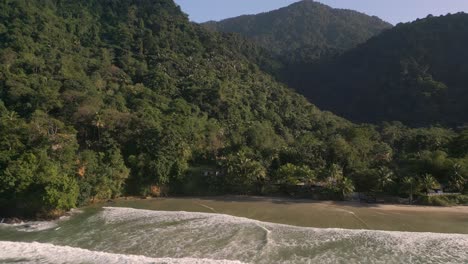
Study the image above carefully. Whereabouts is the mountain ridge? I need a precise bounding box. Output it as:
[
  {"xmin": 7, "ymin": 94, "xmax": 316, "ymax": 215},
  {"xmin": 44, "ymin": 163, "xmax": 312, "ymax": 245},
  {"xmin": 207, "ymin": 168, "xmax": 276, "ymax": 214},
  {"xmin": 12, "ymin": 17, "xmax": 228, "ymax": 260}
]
[
  {"xmin": 203, "ymin": 0, "xmax": 392, "ymax": 54},
  {"xmin": 289, "ymin": 12, "xmax": 468, "ymax": 126}
]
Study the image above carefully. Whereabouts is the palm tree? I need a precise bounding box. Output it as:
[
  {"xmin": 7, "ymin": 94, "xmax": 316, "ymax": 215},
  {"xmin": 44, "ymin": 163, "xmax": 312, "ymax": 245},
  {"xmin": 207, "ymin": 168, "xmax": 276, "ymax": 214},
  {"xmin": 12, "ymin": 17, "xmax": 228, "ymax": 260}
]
[
  {"xmin": 1, "ymin": 110, "xmax": 19, "ymax": 122},
  {"xmin": 420, "ymin": 174, "xmax": 439, "ymax": 194},
  {"xmin": 329, "ymin": 164, "xmax": 344, "ymax": 179},
  {"xmin": 325, "ymin": 164, "xmax": 354, "ymax": 200},
  {"xmin": 376, "ymin": 166, "xmax": 394, "ymax": 192},
  {"xmin": 402, "ymin": 176, "xmax": 417, "ymax": 204},
  {"xmin": 338, "ymin": 177, "xmax": 355, "ymax": 200},
  {"xmin": 450, "ymin": 163, "xmax": 466, "ymax": 193},
  {"xmin": 226, "ymin": 151, "xmax": 266, "ymax": 193}
]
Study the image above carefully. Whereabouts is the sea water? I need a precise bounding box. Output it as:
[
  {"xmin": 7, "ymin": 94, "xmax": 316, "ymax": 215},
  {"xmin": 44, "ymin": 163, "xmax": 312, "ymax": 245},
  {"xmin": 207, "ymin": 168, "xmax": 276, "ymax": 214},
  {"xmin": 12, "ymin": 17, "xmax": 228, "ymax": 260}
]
[{"xmin": 1, "ymin": 198, "xmax": 468, "ymax": 263}]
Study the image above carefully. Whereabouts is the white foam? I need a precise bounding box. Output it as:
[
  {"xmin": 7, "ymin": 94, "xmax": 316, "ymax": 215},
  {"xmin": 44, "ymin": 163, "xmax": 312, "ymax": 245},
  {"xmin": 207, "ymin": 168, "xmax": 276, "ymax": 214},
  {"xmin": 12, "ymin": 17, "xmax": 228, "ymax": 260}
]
[
  {"xmin": 0, "ymin": 208, "xmax": 83, "ymax": 232},
  {"xmin": 101, "ymin": 206, "xmax": 468, "ymax": 238},
  {"xmin": 2, "ymin": 207, "xmax": 468, "ymax": 263},
  {"xmin": 0, "ymin": 241, "xmax": 246, "ymax": 264},
  {"xmin": 0, "ymin": 221, "xmax": 58, "ymax": 232},
  {"xmin": 97, "ymin": 207, "xmax": 468, "ymax": 263},
  {"xmin": 100, "ymin": 206, "xmax": 260, "ymax": 226}
]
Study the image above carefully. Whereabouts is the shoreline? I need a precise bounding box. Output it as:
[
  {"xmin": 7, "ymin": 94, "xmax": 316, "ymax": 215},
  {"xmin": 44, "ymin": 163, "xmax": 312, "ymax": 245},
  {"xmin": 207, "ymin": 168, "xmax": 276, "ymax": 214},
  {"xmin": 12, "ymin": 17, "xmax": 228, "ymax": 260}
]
[
  {"xmin": 116, "ymin": 195, "xmax": 468, "ymax": 214},
  {"xmin": 2, "ymin": 195, "xmax": 468, "ymax": 234},
  {"xmin": 0, "ymin": 208, "xmax": 82, "ymax": 225},
  {"xmin": 3, "ymin": 194, "xmax": 467, "ymax": 222},
  {"xmin": 111, "ymin": 195, "xmax": 468, "ymax": 234}
]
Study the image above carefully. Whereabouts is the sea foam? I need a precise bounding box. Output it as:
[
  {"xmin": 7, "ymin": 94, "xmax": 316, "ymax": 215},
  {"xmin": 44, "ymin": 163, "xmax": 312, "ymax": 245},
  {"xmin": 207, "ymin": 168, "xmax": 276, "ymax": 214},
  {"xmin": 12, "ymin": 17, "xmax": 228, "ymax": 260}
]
[
  {"xmin": 0, "ymin": 221, "xmax": 58, "ymax": 232},
  {"xmin": 0, "ymin": 241, "xmax": 246, "ymax": 264},
  {"xmin": 96, "ymin": 207, "xmax": 468, "ymax": 264},
  {"xmin": 2, "ymin": 207, "xmax": 468, "ymax": 264},
  {"xmin": 0, "ymin": 208, "xmax": 83, "ymax": 232}
]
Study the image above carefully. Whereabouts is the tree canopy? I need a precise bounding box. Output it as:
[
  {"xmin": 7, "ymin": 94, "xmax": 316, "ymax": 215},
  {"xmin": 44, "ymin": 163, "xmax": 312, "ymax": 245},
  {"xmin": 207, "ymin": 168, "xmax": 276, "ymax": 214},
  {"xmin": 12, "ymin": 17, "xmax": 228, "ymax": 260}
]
[
  {"xmin": 0, "ymin": 0, "xmax": 467, "ymax": 217},
  {"xmin": 284, "ymin": 13, "xmax": 468, "ymax": 126},
  {"xmin": 203, "ymin": 0, "xmax": 391, "ymax": 55}
]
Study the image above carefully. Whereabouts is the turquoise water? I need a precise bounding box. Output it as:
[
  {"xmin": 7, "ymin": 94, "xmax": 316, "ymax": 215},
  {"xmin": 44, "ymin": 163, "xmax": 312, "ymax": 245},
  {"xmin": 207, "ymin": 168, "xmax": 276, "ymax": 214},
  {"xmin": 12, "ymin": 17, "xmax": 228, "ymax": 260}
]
[{"xmin": 1, "ymin": 198, "xmax": 468, "ymax": 263}]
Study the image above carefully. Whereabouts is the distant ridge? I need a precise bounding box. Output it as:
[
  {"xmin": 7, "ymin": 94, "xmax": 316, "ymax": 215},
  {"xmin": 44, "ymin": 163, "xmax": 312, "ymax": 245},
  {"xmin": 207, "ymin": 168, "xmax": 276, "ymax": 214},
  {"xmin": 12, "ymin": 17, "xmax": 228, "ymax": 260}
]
[
  {"xmin": 203, "ymin": 0, "xmax": 392, "ymax": 55},
  {"xmin": 289, "ymin": 13, "xmax": 468, "ymax": 126}
]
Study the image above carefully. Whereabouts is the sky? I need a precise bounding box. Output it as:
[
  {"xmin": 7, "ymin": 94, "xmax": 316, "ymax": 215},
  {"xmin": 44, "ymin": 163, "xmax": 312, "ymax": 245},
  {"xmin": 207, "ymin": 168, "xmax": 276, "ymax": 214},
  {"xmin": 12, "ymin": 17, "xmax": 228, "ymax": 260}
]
[{"xmin": 173, "ymin": 0, "xmax": 468, "ymax": 25}]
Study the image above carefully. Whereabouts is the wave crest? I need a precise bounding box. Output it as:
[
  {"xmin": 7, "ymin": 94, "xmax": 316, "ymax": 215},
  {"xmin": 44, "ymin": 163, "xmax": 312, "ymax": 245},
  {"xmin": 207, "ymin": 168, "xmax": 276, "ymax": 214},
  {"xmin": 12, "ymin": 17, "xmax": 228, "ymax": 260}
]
[{"xmin": 0, "ymin": 241, "xmax": 246, "ymax": 264}]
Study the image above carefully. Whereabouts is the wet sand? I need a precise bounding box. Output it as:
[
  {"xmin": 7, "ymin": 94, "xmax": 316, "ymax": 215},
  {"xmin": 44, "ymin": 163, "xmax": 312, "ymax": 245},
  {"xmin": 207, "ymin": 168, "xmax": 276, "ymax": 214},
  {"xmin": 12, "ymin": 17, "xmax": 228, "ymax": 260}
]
[{"xmin": 110, "ymin": 196, "xmax": 468, "ymax": 234}]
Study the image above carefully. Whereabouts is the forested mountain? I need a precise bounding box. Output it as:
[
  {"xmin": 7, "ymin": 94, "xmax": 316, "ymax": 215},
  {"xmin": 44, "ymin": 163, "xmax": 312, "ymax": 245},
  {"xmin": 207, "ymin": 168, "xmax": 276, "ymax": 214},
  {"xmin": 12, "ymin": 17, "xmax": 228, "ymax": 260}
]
[
  {"xmin": 204, "ymin": 2, "xmax": 468, "ymax": 127},
  {"xmin": 203, "ymin": 0, "xmax": 391, "ymax": 57},
  {"xmin": 0, "ymin": 0, "xmax": 466, "ymax": 218},
  {"xmin": 288, "ymin": 13, "xmax": 468, "ymax": 126}
]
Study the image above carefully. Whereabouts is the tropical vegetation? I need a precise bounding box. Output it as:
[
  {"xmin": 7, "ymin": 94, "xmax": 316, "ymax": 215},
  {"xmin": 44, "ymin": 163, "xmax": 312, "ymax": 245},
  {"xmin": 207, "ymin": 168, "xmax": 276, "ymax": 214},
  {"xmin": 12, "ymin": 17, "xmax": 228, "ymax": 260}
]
[{"xmin": 0, "ymin": 0, "xmax": 467, "ymax": 218}]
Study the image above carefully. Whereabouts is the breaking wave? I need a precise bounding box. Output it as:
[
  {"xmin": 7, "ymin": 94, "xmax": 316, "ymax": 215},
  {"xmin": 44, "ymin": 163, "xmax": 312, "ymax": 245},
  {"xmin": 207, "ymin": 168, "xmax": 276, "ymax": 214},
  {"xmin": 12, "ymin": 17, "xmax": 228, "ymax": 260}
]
[
  {"xmin": 0, "ymin": 241, "xmax": 245, "ymax": 264},
  {"xmin": 1, "ymin": 207, "xmax": 468, "ymax": 263},
  {"xmin": 0, "ymin": 209, "xmax": 82, "ymax": 232}
]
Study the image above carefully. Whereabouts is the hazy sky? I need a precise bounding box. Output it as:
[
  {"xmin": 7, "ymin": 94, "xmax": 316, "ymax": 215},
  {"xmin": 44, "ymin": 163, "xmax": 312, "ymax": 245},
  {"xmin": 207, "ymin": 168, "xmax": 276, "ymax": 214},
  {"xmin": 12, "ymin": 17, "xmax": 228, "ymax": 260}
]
[{"xmin": 173, "ymin": 0, "xmax": 468, "ymax": 25}]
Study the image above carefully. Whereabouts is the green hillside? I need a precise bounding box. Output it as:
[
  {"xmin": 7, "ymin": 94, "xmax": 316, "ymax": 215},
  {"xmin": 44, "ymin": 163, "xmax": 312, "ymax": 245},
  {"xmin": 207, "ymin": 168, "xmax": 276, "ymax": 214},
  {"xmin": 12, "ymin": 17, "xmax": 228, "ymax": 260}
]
[
  {"xmin": 203, "ymin": 0, "xmax": 391, "ymax": 55},
  {"xmin": 289, "ymin": 13, "xmax": 468, "ymax": 126},
  {"xmin": 0, "ymin": 0, "xmax": 466, "ymax": 217}
]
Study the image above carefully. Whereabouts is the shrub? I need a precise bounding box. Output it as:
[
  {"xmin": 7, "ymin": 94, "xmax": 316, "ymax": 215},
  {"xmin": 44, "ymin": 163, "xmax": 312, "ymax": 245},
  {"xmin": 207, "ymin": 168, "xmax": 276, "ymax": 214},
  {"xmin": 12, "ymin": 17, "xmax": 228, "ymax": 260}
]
[{"xmin": 418, "ymin": 195, "xmax": 468, "ymax": 206}]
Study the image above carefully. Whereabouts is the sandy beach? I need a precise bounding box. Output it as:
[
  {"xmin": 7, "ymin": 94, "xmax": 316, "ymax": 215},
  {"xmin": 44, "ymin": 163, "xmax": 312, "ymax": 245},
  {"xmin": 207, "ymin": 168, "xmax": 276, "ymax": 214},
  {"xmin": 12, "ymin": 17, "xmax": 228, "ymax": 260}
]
[
  {"xmin": 111, "ymin": 195, "xmax": 468, "ymax": 234},
  {"xmin": 119, "ymin": 195, "xmax": 468, "ymax": 213}
]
